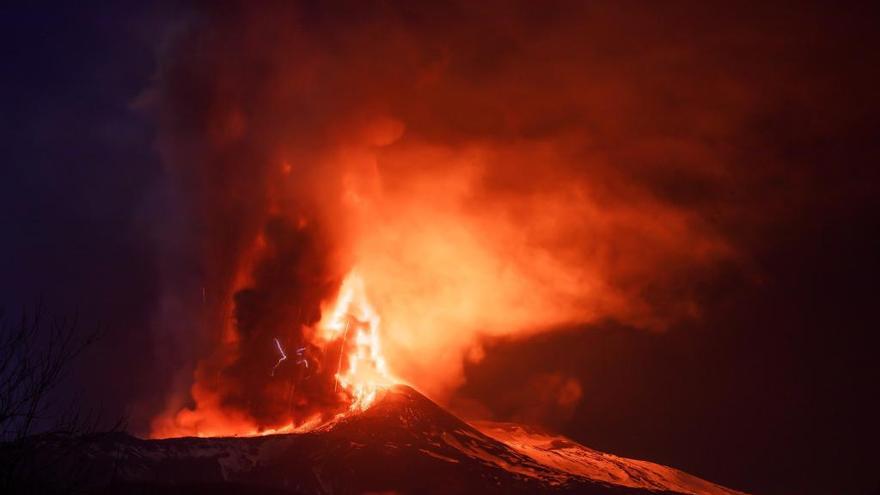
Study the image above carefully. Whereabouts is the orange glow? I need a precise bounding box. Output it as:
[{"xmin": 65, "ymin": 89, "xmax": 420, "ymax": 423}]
[{"xmin": 147, "ymin": 2, "xmax": 740, "ymax": 439}]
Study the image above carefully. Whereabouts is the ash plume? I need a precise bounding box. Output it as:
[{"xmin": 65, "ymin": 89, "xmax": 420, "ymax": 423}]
[{"xmin": 142, "ymin": 0, "xmax": 853, "ymax": 436}]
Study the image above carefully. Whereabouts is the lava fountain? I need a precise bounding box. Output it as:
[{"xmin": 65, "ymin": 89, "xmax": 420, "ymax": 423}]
[{"xmin": 318, "ymin": 271, "xmax": 395, "ymax": 411}]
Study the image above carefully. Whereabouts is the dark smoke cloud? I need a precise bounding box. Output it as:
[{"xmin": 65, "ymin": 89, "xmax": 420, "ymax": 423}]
[{"xmin": 142, "ymin": 0, "xmax": 879, "ymax": 438}]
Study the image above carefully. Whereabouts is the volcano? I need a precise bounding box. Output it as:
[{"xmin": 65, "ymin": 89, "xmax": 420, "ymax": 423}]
[{"xmin": 3, "ymin": 385, "xmax": 746, "ymax": 495}]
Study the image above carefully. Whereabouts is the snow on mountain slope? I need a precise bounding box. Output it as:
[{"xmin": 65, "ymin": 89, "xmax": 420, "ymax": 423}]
[
  {"xmin": 1, "ymin": 385, "xmax": 749, "ymax": 495},
  {"xmin": 473, "ymin": 421, "xmax": 747, "ymax": 495}
]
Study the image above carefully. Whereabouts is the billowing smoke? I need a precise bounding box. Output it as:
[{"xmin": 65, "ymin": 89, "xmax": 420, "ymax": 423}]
[{"xmin": 141, "ymin": 0, "xmax": 818, "ymax": 436}]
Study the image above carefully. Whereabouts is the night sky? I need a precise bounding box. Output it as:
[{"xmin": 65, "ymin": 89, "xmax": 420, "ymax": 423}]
[{"xmin": 2, "ymin": 2, "xmax": 879, "ymax": 495}]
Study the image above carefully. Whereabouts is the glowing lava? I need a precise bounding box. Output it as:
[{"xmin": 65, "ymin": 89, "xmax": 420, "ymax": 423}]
[{"xmin": 320, "ymin": 272, "xmax": 395, "ymax": 410}]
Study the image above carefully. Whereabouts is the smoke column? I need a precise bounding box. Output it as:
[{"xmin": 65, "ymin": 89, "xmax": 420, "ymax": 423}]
[{"xmin": 141, "ymin": 1, "xmax": 796, "ymax": 436}]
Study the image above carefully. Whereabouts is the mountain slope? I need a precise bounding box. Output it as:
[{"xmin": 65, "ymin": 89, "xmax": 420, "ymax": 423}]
[
  {"xmin": 1, "ymin": 385, "xmax": 748, "ymax": 495},
  {"xmin": 473, "ymin": 421, "xmax": 744, "ymax": 495}
]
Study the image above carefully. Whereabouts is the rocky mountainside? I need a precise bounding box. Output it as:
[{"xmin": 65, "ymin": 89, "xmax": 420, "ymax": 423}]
[{"xmin": 0, "ymin": 385, "xmax": 747, "ymax": 494}]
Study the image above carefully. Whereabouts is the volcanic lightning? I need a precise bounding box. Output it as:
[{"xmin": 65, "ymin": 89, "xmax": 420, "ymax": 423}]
[{"xmin": 271, "ymin": 337, "xmax": 287, "ymax": 376}]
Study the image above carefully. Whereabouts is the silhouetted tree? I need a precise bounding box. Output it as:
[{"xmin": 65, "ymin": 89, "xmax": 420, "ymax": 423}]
[
  {"xmin": 0, "ymin": 306, "xmax": 109, "ymax": 493},
  {"xmin": 0, "ymin": 306, "xmax": 99, "ymax": 441}
]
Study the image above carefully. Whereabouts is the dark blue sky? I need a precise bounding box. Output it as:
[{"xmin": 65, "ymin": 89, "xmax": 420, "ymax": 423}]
[
  {"xmin": 1, "ymin": 3, "xmax": 879, "ymax": 495},
  {"xmin": 2, "ymin": 3, "xmax": 156, "ymax": 308},
  {"xmin": 0, "ymin": 2, "xmax": 176, "ymax": 428}
]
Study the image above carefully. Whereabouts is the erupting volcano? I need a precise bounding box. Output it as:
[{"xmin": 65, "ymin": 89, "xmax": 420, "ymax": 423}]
[
  {"xmin": 5, "ymin": 385, "xmax": 746, "ymax": 495},
  {"xmin": 4, "ymin": 0, "xmax": 878, "ymax": 493},
  {"xmin": 127, "ymin": 2, "xmax": 753, "ymax": 491}
]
